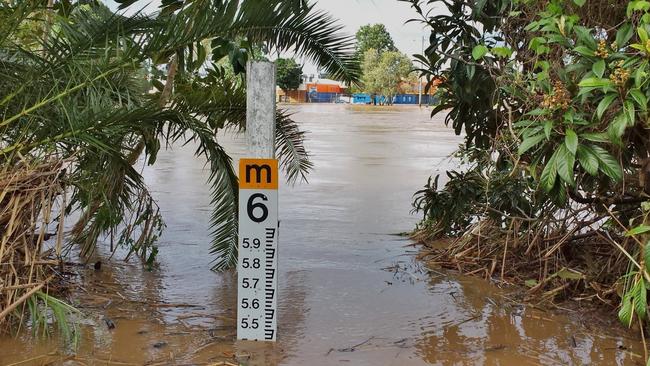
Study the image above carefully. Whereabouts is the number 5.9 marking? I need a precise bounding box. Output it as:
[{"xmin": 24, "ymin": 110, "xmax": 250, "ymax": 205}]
[
  {"xmin": 247, "ymin": 193, "xmax": 269, "ymax": 223},
  {"xmin": 242, "ymin": 238, "xmax": 261, "ymax": 249}
]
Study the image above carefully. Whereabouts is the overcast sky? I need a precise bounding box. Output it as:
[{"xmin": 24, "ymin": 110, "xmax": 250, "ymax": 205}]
[{"xmin": 105, "ymin": 0, "xmax": 430, "ymax": 74}]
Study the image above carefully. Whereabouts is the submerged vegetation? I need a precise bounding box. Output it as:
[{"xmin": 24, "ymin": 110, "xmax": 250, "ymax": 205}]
[
  {"xmin": 408, "ymin": 0, "xmax": 650, "ymax": 343},
  {"xmin": 0, "ymin": 0, "xmax": 358, "ymax": 336},
  {"xmin": 0, "ymin": 160, "xmax": 75, "ymax": 337}
]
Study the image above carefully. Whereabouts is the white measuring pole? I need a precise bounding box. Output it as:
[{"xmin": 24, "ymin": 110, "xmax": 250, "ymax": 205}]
[{"xmin": 237, "ymin": 61, "xmax": 279, "ymax": 342}]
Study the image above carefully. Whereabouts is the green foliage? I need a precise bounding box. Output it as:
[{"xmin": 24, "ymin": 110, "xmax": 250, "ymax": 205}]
[
  {"xmin": 0, "ymin": 0, "xmax": 360, "ymax": 276},
  {"xmin": 27, "ymin": 291, "xmax": 80, "ymax": 347},
  {"xmin": 355, "ymin": 23, "xmax": 397, "ymax": 58},
  {"xmin": 618, "ymin": 270, "xmax": 648, "ymax": 326},
  {"xmin": 414, "ymin": 147, "xmax": 538, "ymax": 237},
  {"xmin": 471, "ymin": 45, "xmax": 488, "ymax": 60},
  {"xmin": 408, "ymin": 0, "xmax": 650, "ymax": 340},
  {"xmin": 407, "ymin": 0, "xmax": 509, "ymax": 148},
  {"xmin": 276, "ymin": 58, "xmax": 302, "ymax": 91},
  {"xmin": 361, "ymin": 49, "xmax": 415, "ymax": 104}
]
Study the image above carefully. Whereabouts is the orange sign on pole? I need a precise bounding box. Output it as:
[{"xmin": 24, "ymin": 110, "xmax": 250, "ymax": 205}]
[{"xmin": 239, "ymin": 159, "xmax": 279, "ymax": 190}]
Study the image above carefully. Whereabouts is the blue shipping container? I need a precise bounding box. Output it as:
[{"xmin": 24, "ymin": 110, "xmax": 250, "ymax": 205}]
[
  {"xmin": 308, "ymin": 92, "xmax": 338, "ymax": 103},
  {"xmin": 352, "ymin": 93, "xmax": 439, "ymax": 105},
  {"xmin": 393, "ymin": 94, "xmax": 438, "ymax": 105},
  {"xmin": 352, "ymin": 93, "xmax": 372, "ymax": 104}
]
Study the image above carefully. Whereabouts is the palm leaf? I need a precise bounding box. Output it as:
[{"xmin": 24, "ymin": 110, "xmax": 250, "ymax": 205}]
[
  {"xmin": 156, "ymin": 109, "xmax": 240, "ymax": 271},
  {"xmin": 1, "ymin": 0, "xmax": 352, "ymax": 273},
  {"xmin": 206, "ymin": 144, "xmax": 239, "ymax": 271},
  {"xmin": 230, "ymin": 2, "xmax": 361, "ymax": 83},
  {"xmin": 276, "ymin": 109, "xmax": 313, "ymax": 184}
]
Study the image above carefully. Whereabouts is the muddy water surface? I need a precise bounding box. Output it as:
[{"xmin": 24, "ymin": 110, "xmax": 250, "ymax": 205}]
[{"xmin": 1, "ymin": 105, "xmax": 644, "ymax": 365}]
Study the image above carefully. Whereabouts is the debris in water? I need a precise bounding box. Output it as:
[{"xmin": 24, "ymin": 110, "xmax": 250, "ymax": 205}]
[
  {"xmin": 327, "ymin": 337, "xmax": 375, "ymax": 354},
  {"xmin": 103, "ymin": 317, "xmax": 115, "ymax": 330},
  {"xmin": 485, "ymin": 344, "xmax": 507, "ymax": 352}
]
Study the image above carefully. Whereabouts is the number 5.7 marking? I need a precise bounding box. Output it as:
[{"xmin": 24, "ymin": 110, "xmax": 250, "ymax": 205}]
[{"xmin": 242, "ymin": 278, "xmax": 259, "ymax": 289}]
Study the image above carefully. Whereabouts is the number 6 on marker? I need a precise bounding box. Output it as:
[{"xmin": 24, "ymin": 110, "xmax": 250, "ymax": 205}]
[{"xmin": 247, "ymin": 193, "xmax": 269, "ymax": 223}]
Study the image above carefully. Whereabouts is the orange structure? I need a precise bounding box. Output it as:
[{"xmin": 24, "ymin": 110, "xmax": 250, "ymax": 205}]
[{"xmin": 305, "ymin": 82, "xmax": 345, "ymax": 94}]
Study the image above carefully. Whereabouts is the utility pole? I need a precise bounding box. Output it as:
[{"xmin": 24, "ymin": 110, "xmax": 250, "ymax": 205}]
[{"xmin": 237, "ymin": 61, "xmax": 279, "ymax": 342}]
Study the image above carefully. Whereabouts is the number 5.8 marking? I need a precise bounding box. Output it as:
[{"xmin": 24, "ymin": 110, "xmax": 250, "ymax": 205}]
[
  {"xmin": 247, "ymin": 193, "xmax": 268, "ymax": 223},
  {"xmin": 242, "ymin": 258, "xmax": 260, "ymax": 269}
]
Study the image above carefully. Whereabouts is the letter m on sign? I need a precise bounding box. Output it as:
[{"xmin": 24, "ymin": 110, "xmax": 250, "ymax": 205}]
[
  {"xmin": 239, "ymin": 159, "xmax": 278, "ymax": 190},
  {"xmin": 247, "ymin": 164, "xmax": 272, "ymax": 184}
]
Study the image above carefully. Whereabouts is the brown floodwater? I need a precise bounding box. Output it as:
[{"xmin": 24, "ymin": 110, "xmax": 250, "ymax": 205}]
[{"xmin": 0, "ymin": 104, "xmax": 645, "ymax": 365}]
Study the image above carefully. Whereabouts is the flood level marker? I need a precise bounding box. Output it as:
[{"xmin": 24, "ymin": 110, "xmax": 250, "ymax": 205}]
[{"xmin": 237, "ymin": 61, "xmax": 278, "ymax": 341}]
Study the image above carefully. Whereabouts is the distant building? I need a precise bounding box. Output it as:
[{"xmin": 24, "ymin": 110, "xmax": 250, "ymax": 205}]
[
  {"xmin": 305, "ymin": 78, "xmax": 347, "ymax": 103},
  {"xmin": 277, "ymin": 74, "xmax": 350, "ymax": 103},
  {"xmin": 277, "ymin": 76, "xmax": 442, "ymax": 105},
  {"xmin": 277, "ymin": 87, "xmax": 306, "ymax": 103}
]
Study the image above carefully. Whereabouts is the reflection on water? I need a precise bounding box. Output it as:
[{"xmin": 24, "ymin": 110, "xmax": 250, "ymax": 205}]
[
  {"xmin": 0, "ymin": 104, "xmax": 643, "ymax": 365},
  {"xmin": 417, "ymin": 274, "xmax": 641, "ymax": 365}
]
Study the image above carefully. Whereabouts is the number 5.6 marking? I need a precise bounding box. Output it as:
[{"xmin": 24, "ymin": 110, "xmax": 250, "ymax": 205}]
[{"xmin": 241, "ymin": 298, "xmax": 260, "ymax": 309}]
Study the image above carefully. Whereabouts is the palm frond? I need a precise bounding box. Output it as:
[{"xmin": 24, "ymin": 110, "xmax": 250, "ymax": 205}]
[
  {"xmin": 169, "ymin": 63, "xmax": 313, "ymax": 184},
  {"xmin": 136, "ymin": 0, "xmax": 360, "ymax": 84},
  {"xmin": 155, "ymin": 109, "xmax": 239, "ymax": 271},
  {"xmin": 231, "ymin": 2, "xmax": 361, "ymax": 84},
  {"xmin": 206, "ymin": 144, "xmax": 239, "ymax": 271},
  {"xmin": 276, "ymin": 109, "xmax": 313, "ymax": 184},
  {"xmin": 0, "ymin": 1, "xmax": 40, "ymax": 47},
  {"xmin": 1, "ymin": 0, "xmax": 347, "ymax": 277},
  {"xmin": 169, "ymin": 64, "xmax": 247, "ymax": 131},
  {"xmin": 167, "ymin": 66, "xmax": 312, "ymax": 268}
]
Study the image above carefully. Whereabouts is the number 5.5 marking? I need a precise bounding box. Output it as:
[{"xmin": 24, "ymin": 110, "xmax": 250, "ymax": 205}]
[{"xmin": 241, "ymin": 317, "xmax": 259, "ymax": 329}]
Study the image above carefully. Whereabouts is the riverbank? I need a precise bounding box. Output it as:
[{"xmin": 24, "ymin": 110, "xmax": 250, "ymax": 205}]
[
  {"xmin": 417, "ymin": 231, "xmax": 636, "ymax": 309},
  {"xmin": 413, "ymin": 220, "xmax": 633, "ymax": 306}
]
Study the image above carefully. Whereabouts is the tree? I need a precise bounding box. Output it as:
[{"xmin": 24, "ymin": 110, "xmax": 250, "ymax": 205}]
[
  {"xmin": 355, "ymin": 23, "xmax": 396, "ymax": 58},
  {"xmin": 276, "ymin": 58, "xmax": 302, "ymax": 91},
  {"xmin": 361, "ymin": 49, "xmax": 414, "ymax": 105},
  {"xmin": 408, "ymin": 0, "xmax": 650, "ymax": 345},
  {"xmin": 0, "ymin": 0, "xmax": 359, "ymax": 334}
]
